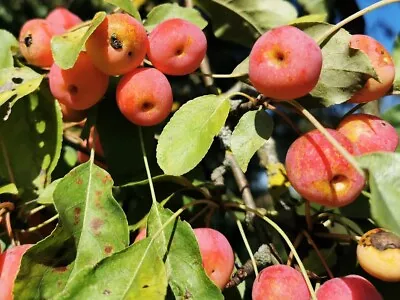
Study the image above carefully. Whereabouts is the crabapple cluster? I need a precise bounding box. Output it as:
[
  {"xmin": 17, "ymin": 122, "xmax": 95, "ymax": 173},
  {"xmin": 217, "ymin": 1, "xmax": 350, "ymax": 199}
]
[{"xmin": 19, "ymin": 9, "xmax": 207, "ymax": 127}]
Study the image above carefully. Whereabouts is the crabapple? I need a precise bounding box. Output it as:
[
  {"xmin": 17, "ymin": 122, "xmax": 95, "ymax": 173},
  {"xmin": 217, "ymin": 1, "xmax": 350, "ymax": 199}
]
[
  {"xmin": 77, "ymin": 127, "xmax": 106, "ymax": 168},
  {"xmin": 59, "ymin": 102, "xmax": 86, "ymax": 123},
  {"xmin": 337, "ymin": 113, "xmax": 399, "ymax": 154},
  {"xmin": 148, "ymin": 18, "xmax": 207, "ymax": 76},
  {"xmin": 49, "ymin": 52, "xmax": 109, "ymax": 110},
  {"xmin": 0, "ymin": 244, "xmax": 33, "ymax": 300},
  {"xmin": 86, "ymin": 13, "xmax": 148, "ymax": 76},
  {"xmin": 285, "ymin": 129, "xmax": 365, "ymax": 207},
  {"xmin": 19, "ymin": 19, "xmax": 63, "ymax": 68},
  {"xmin": 46, "ymin": 7, "xmax": 82, "ymax": 30},
  {"xmin": 252, "ymin": 265, "xmax": 310, "ymax": 300},
  {"xmin": 134, "ymin": 228, "xmax": 147, "ymax": 243},
  {"xmin": 193, "ymin": 228, "xmax": 234, "ymax": 289},
  {"xmin": 316, "ymin": 275, "xmax": 382, "ymax": 300},
  {"xmin": 116, "ymin": 68, "xmax": 173, "ymax": 126},
  {"xmin": 357, "ymin": 228, "xmax": 400, "ymax": 282},
  {"xmin": 349, "ymin": 35, "xmax": 395, "ymax": 103},
  {"xmin": 249, "ymin": 25, "xmax": 322, "ymax": 100}
]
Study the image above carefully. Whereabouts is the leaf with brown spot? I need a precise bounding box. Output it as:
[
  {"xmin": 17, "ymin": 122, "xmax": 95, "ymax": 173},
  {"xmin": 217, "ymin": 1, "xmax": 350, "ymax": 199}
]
[
  {"xmin": 53, "ymin": 161, "xmax": 129, "ymax": 281},
  {"xmin": 57, "ymin": 239, "xmax": 167, "ymax": 300}
]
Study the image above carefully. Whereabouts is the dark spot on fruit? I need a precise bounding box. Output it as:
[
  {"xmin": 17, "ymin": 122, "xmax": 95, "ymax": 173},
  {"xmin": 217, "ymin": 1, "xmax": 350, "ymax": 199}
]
[
  {"xmin": 274, "ymin": 51, "xmax": 285, "ymax": 62},
  {"xmin": 381, "ymin": 122, "xmax": 387, "ymax": 126},
  {"xmin": 91, "ymin": 218, "xmax": 104, "ymax": 235},
  {"xmin": 12, "ymin": 77, "xmax": 23, "ymax": 84},
  {"xmin": 74, "ymin": 207, "xmax": 81, "ymax": 225},
  {"xmin": 141, "ymin": 102, "xmax": 154, "ymax": 112},
  {"xmin": 142, "ymin": 285, "xmax": 149, "ymax": 288},
  {"xmin": 76, "ymin": 177, "xmax": 83, "ymax": 185},
  {"xmin": 68, "ymin": 85, "xmax": 78, "ymax": 95},
  {"xmin": 211, "ymin": 269, "xmax": 215, "ymax": 273},
  {"xmin": 24, "ymin": 34, "xmax": 33, "ymax": 47},
  {"xmin": 104, "ymin": 245, "xmax": 113, "ymax": 254},
  {"xmin": 128, "ymin": 51, "xmax": 132, "ymax": 57},
  {"xmin": 371, "ymin": 231, "xmax": 400, "ymax": 251},
  {"xmin": 103, "ymin": 289, "xmax": 111, "ymax": 295},
  {"xmin": 110, "ymin": 33, "xmax": 123, "ymax": 50}
]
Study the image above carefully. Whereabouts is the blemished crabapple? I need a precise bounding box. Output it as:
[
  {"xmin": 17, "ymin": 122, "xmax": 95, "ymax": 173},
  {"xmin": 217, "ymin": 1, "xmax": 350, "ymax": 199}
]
[
  {"xmin": 0, "ymin": 244, "xmax": 33, "ymax": 300},
  {"xmin": 316, "ymin": 275, "xmax": 382, "ymax": 300},
  {"xmin": 349, "ymin": 34, "xmax": 395, "ymax": 103},
  {"xmin": 252, "ymin": 265, "xmax": 310, "ymax": 300},
  {"xmin": 249, "ymin": 25, "xmax": 322, "ymax": 100},
  {"xmin": 49, "ymin": 52, "xmax": 109, "ymax": 110},
  {"xmin": 337, "ymin": 113, "xmax": 399, "ymax": 154},
  {"xmin": 148, "ymin": 18, "xmax": 207, "ymax": 76},
  {"xmin": 285, "ymin": 129, "xmax": 365, "ymax": 207},
  {"xmin": 357, "ymin": 228, "xmax": 400, "ymax": 282},
  {"xmin": 86, "ymin": 13, "xmax": 148, "ymax": 76},
  {"xmin": 116, "ymin": 67, "xmax": 173, "ymax": 126},
  {"xmin": 46, "ymin": 7, "xmax": 82, "ymax": 30},
  {"xmin": 19, "ymin": 19, "xmax": 64, "ymax": 68}
]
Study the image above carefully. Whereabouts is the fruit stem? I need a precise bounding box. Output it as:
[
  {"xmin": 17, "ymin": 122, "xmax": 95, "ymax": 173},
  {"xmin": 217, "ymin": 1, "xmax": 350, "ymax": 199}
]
[
  {"xmin": 341, "ymin": 103, "xmax": 366, "ymax": 121},
  {"xmin": 264, "ymin": 103, "xmax": 302, "ymax": 135},
  {"xmin": 139, "ymin": 127, "xmax": 157, "ymax": 206},
  {"xmin": 290, "ymin": 100, "xmax": 365, "ymax": 177},
  {"xmin": 236, "ymin": 219, "xmax": 259, "ymax": 276},
  {"xmin": 317, "ymin": 0, "xmax": 400, "ymax": 44},
  {"xmin": 225, "ymin": 202, "xmax": 317, "ymax": 300}
]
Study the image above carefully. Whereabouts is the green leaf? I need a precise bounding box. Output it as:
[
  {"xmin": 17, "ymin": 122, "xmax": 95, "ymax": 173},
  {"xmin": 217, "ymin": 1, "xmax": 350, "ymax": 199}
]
[
  {"xmin": 144, "ymin": 3, "xmax": 207, "ymax": 32},
  {"xmin": 36, "ymin": 178, "xmax": 61, "ymax": 205},
  {"xmin": 194, "ymin": 0, "xmax": 297, "ymax": 47},
  {"xmin": 0, "ymin": 67, "xmax": 44, "ymax": 112},
  {"xmin": 231, "ymin": 110, "xmax": 274, "ymax": 172},
  {"xmin": 157, "ymin": 94, "xmax": 230, "ymax": 175},
  {"xmin": 57, "ymin": 239, "xmax": 167, "ymax": 300},
  {"xmin": 289, "ymin": 13, "xmax": 328, "ymax": 24},
  {"xmin": 357, "ymin": 152, "xmax": 400, "ymax": 235},
  {"xmin": 0, "ymin": 29, "xmax": 18, "ymax": 68},
  {"xmin": 0, "ymin": 182, "xmax": 18, "ymax": 194},
  {"xmin": 392, "ymin": 35, "xmax": 400, "ymax": 91},
  {"xmin": 51, "ymin": 12, "xmax": 106, "ymax": 70},
  {"xmin": 148, "ymin": 205, "xmax": 223, "ymax": 299},
  {"xmin": 303, "ymin": 246, "xmax": 337, "ymax": 275},
  {"xmin": 14, "ymin": 225, "xmax": 76, "ymax": 299},
  {"xmin": 105, "ymin": 0, "xmax": 141, "ymax": 21},
  {"xmin": 297, "ymin": 0, "xmax": 331, "ymax": 15},
  {"xmin": 53, "ymin": 161, "xmax": 129, "ymax": 279},
  {"xmin": 295, "ymin": 22, "xmax": 377, "ymax": 107},
  {"xmin": 0, "ymin": 87, "xmax": 62, "ymax": 200},
  {"xmin": 230, "ymin": 56, "xmax": 249, "ymax": 79}
]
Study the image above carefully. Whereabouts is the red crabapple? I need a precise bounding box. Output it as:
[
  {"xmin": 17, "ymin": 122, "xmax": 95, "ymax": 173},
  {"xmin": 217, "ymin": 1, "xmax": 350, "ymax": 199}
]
[
  {"xmin": 46, "ymin": 7, "xmax": 82, "ymax": 30},
  {"xmin": 86, "ymin": 13, "xmax": 149, "ymax": 76},
  {"xmin": 193, "ymin": 228, "xmax": 234, "ymax": 289},
  {"xmin": 116, "ymin": 68, "xmax": 173, "ymax": 126},
  {"xmin": 316, "ymin": 275, "xmax": 382, "ymax": 300},
  {"xmin": 19, "ymin": 19, "xmax": 64, "ymax": 68},
  {"xmin": 349, "ymin": 35, "xmax": 395, "ymax": 103},
  {"xmin": 148, "ymin": 18, "xmax": 207, "ymax": 76},
  {"xmin": 357, "ymin": 228, "xmax": 400, "ymax": 282},
  {"xmin": 285, "ymin": 129, "xmax": 365, "ymax": 207},
  {"xmin": 249, "ymin": 25, "xmax": 322, "ymax": 100},
  {"xmin": 134, "ymin": 228, "xmax": 147, "ymax": 243},
  {"xmin": 0, "ymin": 244, "xmax": 33, "ymax": 300},
  {"xmin": 337, "ymin": 113, "xmax": 399, "ymax": 154},
  {"xmin": 252, "ymin": 265, "xmax": 310, "ymax": 300},
  {"xmin": 77, "ymin": 127, "xmax": 106, "ymax": 168},
  {"xmin": 49, "ymin": 52, "xmax": 109, "ymax": 110}
]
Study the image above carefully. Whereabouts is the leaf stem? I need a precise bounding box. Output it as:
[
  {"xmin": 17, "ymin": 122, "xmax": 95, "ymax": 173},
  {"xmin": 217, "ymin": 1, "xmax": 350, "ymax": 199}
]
[
  {"xmin": 18, "ymin": 214, "xmax": 59, "ymax": 233},
  {"xmin": 290, "ymin": 100, "xmax": 365, "ymax": 177},
  {"xmin": 139, "ymin": 127, "xmax": 157, "ymax": 206},
  {"xmin": 225, "ymin": 202, "xmax": 317, "ymax": 300},
  {"xmin": 317, "ymin": 0, "xmax": 400, "ymax": 44},
  {"xmin": 236, "ymin": 219, "xmax": 258, "ymax": 276}
]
